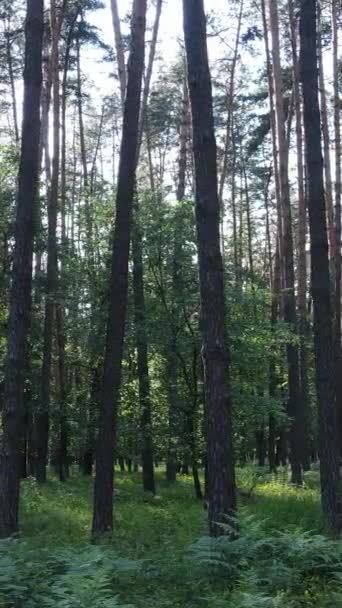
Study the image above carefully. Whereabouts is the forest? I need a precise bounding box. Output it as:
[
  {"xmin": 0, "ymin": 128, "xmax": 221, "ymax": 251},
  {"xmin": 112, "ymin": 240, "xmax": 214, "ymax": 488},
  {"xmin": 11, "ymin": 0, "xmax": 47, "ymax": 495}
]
[{"xmin": 0, "ymin": 0, "xmax": 342, "ymax": 605}]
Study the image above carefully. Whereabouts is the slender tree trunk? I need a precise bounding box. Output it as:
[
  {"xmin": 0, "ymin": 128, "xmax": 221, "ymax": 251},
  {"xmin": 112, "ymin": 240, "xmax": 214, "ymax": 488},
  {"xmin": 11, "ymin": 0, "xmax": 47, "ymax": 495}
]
[
  {"xmin": 176, "ymin": 74, "xmax": 189, "ymax": 202},
  {"xmin": 166, "ymin": 346, "xmax": 178, "ymax": 482},
  {"xmin": 92, "ymin": 0, "xmax": 147, "ymax": 538},
  {"xmin": 300, "ymin": 0, "xmax": 342, "ymax": 534},
  {"xmin": 0, "ymin": 0, "xmax": 43, "ymax": 538},
  {"xmin": 110, "ymin": 0, "xmax": 127, "ymax": 104},
  {"xmin": 243, "ymin": 165, "xmax": 254, "ymax": 285},
  {"xmin": 218, "ymin": 0, "xmax": 244, "ymax": 252},
  {"xmin": 133, "ymin": 0, "xmax": 162, "ymax": 494},
  {"xmin": 76, "ymin": 33, "xmax": 88, "ymax": 188},
  {"xmin": 231, "ymin": 128, "xmax": 240, "ymax": 286},
  {"xmin": 261, "ymin": 0, "xmax": 283, "ymax": 256},
  {"xmin": 318, "ymin": 1, "xmax": 335, "ymax": 260},
  {"xmin": 56, "ymin": 305, "xmax": 68, "ymax": 481},
  {"xmin": 36, "ymin": 0, "xmax": 61, "ymax": 483},
  {"xmin": 113, "ymin": 0, "xmax": 161, "ymax": 495},
  {"xmin": 183, "ymin": 0, "xmax": 236, "ymax": 536},
  {"xmin": 54, "ymin": 10, "xmax": 76, "ymax": 484},
  {"xmin": 187, "ymin": 345, "xmax": 203, "ymax": 499},
  {"xmin": 165, "ymin": 76, "xmax": 190, "ymax": 482},
  {"xmin": 332, "ymin": 0, "xmax": 342, "ymax": 450},
  {"xmin": 81, "ymin": 366, "xmax": 100, "ymax": 475},
  {"xmin": 269, "ymin": 0, "xmax": 303, "ymax": 485},
  {"xmin": 132, "ymin": 211, "xmax": 155, "ymax": 493},
  {"xmin": 5, "ymin": 27, "xmax": 19, "ymax": 145},
  {"xmin": 288, "ymin": 0, "xmax": 311, "ymax": 470},
  {"xmin": 137, "ymin": 0, "xmax": 162, "ymax": 150}
]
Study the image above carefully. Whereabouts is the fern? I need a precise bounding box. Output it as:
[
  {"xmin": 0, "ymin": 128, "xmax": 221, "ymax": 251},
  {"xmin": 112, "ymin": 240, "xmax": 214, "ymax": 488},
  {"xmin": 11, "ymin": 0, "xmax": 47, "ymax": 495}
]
[
  {"xmin": 191, "ymin": 515, "xmax": 342, "ymax": 600},
  {"xmin": 0, "ymin": 541, "xmax": 139, "ymax": 608}
]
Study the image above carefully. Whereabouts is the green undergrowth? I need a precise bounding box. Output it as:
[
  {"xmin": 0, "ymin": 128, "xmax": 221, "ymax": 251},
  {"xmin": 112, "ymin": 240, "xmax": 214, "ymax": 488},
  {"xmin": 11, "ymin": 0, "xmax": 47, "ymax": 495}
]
[{"xmin": 1, "ymin": 467, "xmax": 341, "ymax": 607}]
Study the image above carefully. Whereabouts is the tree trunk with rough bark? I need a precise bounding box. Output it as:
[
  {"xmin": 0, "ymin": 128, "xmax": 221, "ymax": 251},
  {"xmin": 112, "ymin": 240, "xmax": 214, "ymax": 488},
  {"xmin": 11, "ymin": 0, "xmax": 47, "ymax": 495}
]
[
  {"xmin": 0, "ymin": 0, "xmax": 43, "ymax": 538},
  {"xmin": 269, "ymin": 0, "xmax": 303, "ymax": 485},
  {"xmin": 332, "ymin": 0, "xmax": 342, "ymax": 450},
  {"xmin": 183, "ymin": 0, "xmax": 236, "ymax": 536},
  {"xmin": 288, "ymin": 0, "xmax": 311, "ymax": 470},
  {"xmin": 112, "ymin": 0, "xmax": 162, "ymax": 495},
  {"xmin": 318, "ymin": 1, "xmax": 335, "ymax": 261},
  {"xmin": 300, "ymin": 0, "xmax": 342, "ymax": 534},
  {"xmin": 36, "ymin": 0, "xmax": 61, "ymax": 483},
  {"xmin": 92, "ymin": 0, "xmax": 147, "ymax": 538}
]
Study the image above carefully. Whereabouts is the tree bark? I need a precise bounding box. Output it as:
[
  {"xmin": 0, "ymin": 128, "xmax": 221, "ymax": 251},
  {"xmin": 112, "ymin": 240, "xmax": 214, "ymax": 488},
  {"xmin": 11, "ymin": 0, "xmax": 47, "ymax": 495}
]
[
  {"xmin": 0, "ymin": 0, "xmax": 43, "ymax": 538},
  {"xmin": 112, "ymin": 0, "xmax": 162, "ymax": 496},
  {"xmin": 317, "ymin": 1, "xmax": 335, "ymax": 260},
  {"xmin": 36, "ymin": 0, "xmax": 61, "ymax": 483},
  {"xmin": 110, "ymin": 0, "xmax": 127, "ymax": 105},
  {"xmin": 218, "ymin": 0, "xmax": 244, "ymax": 252},
  {"xmin": 269, "ymin": 0, "xmax": 303, "ymax": 485},
  {"xmin": 5, "ymin": 24, "xmax": 19, "ymax": 145},
  {"xmin": 92, "ymin": 0, "xmax": 147, "ymax": 538},
  {"xmin": 132, "ymin": 210, "xmax": 155, "ymax": 493},
  {"xmin": 300, "ymin": 0, "xmax": 342, "ymax": 534},
  {"xmin": 332, "ymin": 0, "xmax": 342, "ymax": 450},
  {"xmin": 288, "ymin": 0, "xmax": 311, "ymax": 470},
  {"xmin": 183, "ymin": 0, "xmax": 236, "ymax": 536}
]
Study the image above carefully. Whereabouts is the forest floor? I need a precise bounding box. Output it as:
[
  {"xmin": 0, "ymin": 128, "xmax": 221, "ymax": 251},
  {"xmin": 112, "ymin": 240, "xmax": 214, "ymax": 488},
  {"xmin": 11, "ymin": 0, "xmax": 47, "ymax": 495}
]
[{"xmin": 2, "ymin": 468, "xmax": 342, "ymax": 607}]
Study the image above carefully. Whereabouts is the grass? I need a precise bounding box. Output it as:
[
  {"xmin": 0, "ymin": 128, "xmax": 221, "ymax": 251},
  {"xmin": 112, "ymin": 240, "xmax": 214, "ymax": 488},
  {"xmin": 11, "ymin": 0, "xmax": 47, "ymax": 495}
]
[{"xmin": 1, "ymin": 466, "xmax": 341, "ymax": 607}]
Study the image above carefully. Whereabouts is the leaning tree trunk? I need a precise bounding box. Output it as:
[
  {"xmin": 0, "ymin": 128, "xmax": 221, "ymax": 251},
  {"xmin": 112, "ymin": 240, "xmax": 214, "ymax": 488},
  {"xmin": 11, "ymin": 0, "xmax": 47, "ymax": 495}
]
[
  {"xmin": 92, "ymin": 0, "xmax": 147, "ymax": 538},
  {"xmin": 0, "ymin": 0, "xmax": 44, "ymax": 538},
  {"xmin": 183, "ymin": 0, "xmax": 236, "ymax": 536},
  {"xmin": 300, "ymin": 0, "xmax": 342, "ymax": 534}
]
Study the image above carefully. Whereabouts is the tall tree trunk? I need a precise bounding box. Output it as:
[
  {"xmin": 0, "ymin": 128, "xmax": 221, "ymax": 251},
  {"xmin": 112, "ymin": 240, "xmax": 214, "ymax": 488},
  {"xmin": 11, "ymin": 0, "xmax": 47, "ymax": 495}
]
[
  {"xmin": 218, "ymin": 0, "xmax": 244, "ymax": 252},
  {"xmin": 317, "ymin": 1, "xmax": 335, "ymax": 260},
  {"xmin": 54, "ymin": 9, "xmax": 76, "ymax": 484},
  {"xmin": 269, "ymin": 0, "xmax": 303, "ymax": 485},
  {"xmin": 288, "ymin": 0, "xmax": 311, "ymax": 470},
  {"xmin": 112, "ymin": 0, "xmax": 162, "ymax": 495},
  {"xmin": 83, "ymin": 367, "xmax": 100, "ymax": 475},
  {"xmin": 110, "ymin": 0, "xmax": 127, "ymax": 105},
  {"xmin": 36, "ymin": 0, "xmax": 61, "ymax": 483},
  {"xmin": 133, "ymin": 0, "xmax": 162, "ymax": 494},
  {"xmin": 300, "ymin": 0, "xmax": 342, "ymax": 534},
  {"xmin": 176, "ymin": 74, "xmax": 189, "ymax": 202},
  {"xmin": 269, "ymin": 242, "xmax": 281, "ymax": 473},
  {"xmin": 231, "ymin": 128, "xmax": 240, "ymax": 286},
  {"xmin": 92, "ymin": 0, "xmax": 147, "ymax": 538},
  {"xmin": 132, "ymin": 211, "xmax": 155, "ymax": 493},
  {"xmin": 188, "ymin": 345, "xmax": 203, "ymax": 499},
  {"xmin": 76, "ymin": 32, "xmax": 88, "ymax": 189},
  {"xmin": 332, "ymin": 0, "xmax": 342, "ymax": 450},
  {"xmin": 0, "ymin": 0, "xmax": 43, "ymax": 538},
  {"xmin": 183, "ymin": 0, "xmax": 236, "ymax": 536},
  {"xmin": 261, "ymin": 0, "xmax": 283, "ymax": 257},
  {"xmin": 5, "ymin": 25, "xmax": 19, "ymax": 145},
  {"xmin": 56, "ymin": 305, "xmax": 68, "ymax": 481},
  {"xmin": 165, "ymin": 73, "xmax": 190, "ymax": 482}
]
